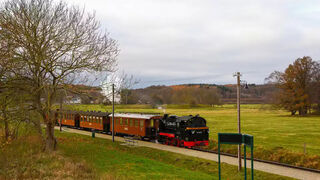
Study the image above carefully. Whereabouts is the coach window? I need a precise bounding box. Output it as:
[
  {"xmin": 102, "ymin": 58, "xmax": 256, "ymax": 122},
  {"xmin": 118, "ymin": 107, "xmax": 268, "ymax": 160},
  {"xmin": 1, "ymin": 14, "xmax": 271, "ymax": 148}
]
[
  {"xmin": 125, "ymin": 119, "xmax": 128, "ymax": 125},
  {"xmin": 150, "ymin": 119, "xmax": 154, "ymax": 127},
  {"xmin": 140, "ymin": 120, "xmax": 144, "ymax": 127},
  {"xmin": 130, "ymin": 119, "xmax": 133, "ymax": 127},
  {"xmin": 135, "ymin": 120, "xmax": 139, "ymax": 127},
  {"xmin": 120, "ymin": 118, "xmax": 122, "ymax": 125}
]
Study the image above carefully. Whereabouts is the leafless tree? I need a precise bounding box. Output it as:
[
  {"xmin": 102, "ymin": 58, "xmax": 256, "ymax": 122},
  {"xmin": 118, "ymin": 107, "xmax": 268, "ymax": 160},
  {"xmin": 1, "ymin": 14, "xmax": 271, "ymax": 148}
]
[
  {"xmin": 117, "ymin": 73, "xmax": 139, "ymax": 104},
  {"xmin": 0, "ymin": 0, "xmax": 118, "ymax": 151}
]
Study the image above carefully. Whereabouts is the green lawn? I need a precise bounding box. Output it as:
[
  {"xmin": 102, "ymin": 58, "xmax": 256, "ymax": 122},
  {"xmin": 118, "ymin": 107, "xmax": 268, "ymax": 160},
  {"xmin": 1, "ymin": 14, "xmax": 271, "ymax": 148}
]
[
  {"xmin": 66, "ymin": 104, "xmax": 320, "ymax": 155},
  {"xmin": 0, "ymin": 129, "xmax": 293, "ymax": 179},
  {"xmin": 55, "ymin": 130, "xmax": 292, "ymax": 180}
]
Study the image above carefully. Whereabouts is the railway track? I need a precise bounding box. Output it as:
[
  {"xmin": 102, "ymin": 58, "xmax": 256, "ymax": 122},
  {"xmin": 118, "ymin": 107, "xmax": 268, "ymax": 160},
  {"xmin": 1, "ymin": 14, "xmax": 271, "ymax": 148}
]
[{"xmin": 192, "ymin": 147, "xmax": 320, "ymax": 174}]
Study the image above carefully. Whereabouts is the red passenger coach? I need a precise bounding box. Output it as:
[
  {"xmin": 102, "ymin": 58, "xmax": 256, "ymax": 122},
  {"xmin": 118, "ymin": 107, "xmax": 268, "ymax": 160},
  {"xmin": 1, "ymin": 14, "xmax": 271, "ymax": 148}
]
[
  {"xmin": 79, "ymin": 111, "xmax": 109, "ymax": 131},
  {"xmin": 58, "ymin": 110, "xmax": 77, "ymax": 127},
  {"xmin": 111, "ymin": 113, "xmax": 161, "ymax": 139}
]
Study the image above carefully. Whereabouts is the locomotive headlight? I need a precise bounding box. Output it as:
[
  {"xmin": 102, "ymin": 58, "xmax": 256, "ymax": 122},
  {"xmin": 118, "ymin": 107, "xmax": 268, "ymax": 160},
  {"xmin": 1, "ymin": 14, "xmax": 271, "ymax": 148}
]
[{"xmin": 191, "ymin": 130, "xmax": 195, "ymax": 134}]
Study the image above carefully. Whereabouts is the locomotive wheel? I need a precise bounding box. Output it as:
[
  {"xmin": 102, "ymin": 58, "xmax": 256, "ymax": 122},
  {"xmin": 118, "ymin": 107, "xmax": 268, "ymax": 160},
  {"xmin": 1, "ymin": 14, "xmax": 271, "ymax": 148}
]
[
  {"xmin": 180, "ymin": 140, "xmax": 185, "ymax": 147},
  {"xmin": 165, "ymin": 137, "xmax": 169, "ymax": 145}
]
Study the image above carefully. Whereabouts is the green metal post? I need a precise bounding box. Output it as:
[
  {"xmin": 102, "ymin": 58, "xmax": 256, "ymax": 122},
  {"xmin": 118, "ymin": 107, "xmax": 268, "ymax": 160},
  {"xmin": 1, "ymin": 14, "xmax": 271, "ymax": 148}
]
[
  {"xmin": 92, "ymin": 129, "xmax": 95, "ymax": 138},
  {"xmin": 251, "ymin": 137, "xmax": 254, "ymax": 180},
  {"xmin": 218, "ymin": 136, "xmax": 221, "ymax": 180},
  {"xmin": 244, "ymin": 144, "xmax": 247, "ymax": 180}
]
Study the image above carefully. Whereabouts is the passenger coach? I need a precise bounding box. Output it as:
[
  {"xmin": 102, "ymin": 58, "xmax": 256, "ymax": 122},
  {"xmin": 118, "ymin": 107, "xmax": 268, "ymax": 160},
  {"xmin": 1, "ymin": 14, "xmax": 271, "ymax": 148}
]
[{"xmin": 111, "ymin": 113, "xmax": 162, "ymax": 139}]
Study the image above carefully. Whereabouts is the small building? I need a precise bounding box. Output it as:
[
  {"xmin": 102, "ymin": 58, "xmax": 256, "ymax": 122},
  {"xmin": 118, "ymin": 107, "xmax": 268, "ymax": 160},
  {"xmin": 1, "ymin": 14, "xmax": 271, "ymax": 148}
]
[{"xmin": 65, "ymin": 96, "xmax": 81, "ymax": 104}]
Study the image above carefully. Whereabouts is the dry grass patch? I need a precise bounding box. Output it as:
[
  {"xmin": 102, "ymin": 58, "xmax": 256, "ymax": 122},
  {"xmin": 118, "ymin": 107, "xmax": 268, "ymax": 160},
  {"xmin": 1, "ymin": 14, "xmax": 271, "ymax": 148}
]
[{"xmin": 0, "ymin": 135, "xmax": 97, "ymax": 180}]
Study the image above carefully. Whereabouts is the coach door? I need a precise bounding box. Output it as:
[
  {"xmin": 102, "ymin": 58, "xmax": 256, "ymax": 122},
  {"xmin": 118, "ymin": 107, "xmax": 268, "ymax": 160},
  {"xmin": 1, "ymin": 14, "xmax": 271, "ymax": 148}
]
[{"xmin": 74, "ymin": 113, "xmax": 80, "ymax": 128}]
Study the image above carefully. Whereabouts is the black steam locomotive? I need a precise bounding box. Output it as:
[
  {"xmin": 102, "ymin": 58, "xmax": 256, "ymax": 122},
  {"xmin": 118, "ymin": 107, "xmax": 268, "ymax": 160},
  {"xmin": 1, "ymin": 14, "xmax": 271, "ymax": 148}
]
[{"xmin": 158, "ymin": 114, "xmax": 209, "ymax": 148}]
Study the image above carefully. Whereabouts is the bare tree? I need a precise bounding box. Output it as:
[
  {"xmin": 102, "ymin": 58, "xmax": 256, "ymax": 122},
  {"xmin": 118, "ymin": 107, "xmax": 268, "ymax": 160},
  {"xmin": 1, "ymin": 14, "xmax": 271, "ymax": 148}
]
[
  {"xmin": 100, "ymin": 72, "xmax": 139, "ymax": 104},
  {"xmin": 0, "ymin": 0, "xmax": 118, "ymax": 151},
  {"xmin": 118, "ymin": 73, "xmax": 139, "ymax": 104}
]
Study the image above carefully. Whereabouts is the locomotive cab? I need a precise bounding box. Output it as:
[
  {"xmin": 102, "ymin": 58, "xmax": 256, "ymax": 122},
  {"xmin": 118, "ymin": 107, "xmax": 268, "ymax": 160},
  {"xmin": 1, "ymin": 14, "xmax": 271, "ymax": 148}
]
[{"xmin": 181, "ymin": 116, "xmax": 209, "ymax": 146}]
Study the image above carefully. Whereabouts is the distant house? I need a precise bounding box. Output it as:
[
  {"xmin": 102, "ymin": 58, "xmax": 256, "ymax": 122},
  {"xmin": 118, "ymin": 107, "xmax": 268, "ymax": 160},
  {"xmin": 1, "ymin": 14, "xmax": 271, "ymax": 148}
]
[{"xmin": 65, "ymin": 96, "xmax": 81, "ymax": 104}]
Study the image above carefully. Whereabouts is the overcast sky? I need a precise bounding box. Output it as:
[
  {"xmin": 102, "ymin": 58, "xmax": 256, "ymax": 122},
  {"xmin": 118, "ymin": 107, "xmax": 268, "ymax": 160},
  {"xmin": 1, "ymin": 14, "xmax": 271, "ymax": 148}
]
[{"xmin": 66, "ymin": 0, "xmax": 320, "ymax": 88}]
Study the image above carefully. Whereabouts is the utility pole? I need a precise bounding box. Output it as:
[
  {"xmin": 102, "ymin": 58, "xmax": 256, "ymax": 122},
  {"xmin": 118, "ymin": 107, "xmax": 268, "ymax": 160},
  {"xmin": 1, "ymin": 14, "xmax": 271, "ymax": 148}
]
[
  {"xmin": 59, "ymin": 95, "xmax": 63, "ymax": 131},
  {"xmin": 235, "ymin": 72, "xmax": 242, "ymax": 171},
  {"xmin": 112, "ymin": 83, "xmax": 115, "ymax": 142}
]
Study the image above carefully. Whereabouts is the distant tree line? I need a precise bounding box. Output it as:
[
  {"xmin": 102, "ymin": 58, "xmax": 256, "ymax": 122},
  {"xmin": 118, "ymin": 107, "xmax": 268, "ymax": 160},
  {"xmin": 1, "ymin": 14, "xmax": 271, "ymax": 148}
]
[
  {"xmin": 122, "ymin": 86, "xmax": 221, "ymax": 106},
  {"xmin": 121, "ymin": 84, "xmax": 278, "ymax": 106}
]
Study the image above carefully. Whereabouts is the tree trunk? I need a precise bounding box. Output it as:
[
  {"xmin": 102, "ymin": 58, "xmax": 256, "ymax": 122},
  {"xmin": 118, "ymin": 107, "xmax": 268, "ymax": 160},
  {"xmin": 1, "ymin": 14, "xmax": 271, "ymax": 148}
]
[
  {"xmin": 45, "ymin": 121, "xmax": 57, "ymax": 151},
  {"xmin": 298, "ymin": 107, "xmax": 307, "ymax": 115},
  {"xmin": 4, "ymin": 118, "xmax": 9, "ymax": 141}
]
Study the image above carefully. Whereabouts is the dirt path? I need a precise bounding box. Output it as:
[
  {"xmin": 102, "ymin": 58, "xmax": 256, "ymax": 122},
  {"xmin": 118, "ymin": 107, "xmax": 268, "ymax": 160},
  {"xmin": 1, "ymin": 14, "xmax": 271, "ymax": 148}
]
[{"xmin": 56, "ymin": 127, "xmax": 320, "ymax": 180}]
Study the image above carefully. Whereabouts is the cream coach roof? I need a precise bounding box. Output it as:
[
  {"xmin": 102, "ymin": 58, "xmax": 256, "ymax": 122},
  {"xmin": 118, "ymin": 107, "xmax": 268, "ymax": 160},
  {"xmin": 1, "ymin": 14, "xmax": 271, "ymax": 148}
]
[{"xmin": 111, "ymin": 113, "xmax": 161, "ymax": 119}]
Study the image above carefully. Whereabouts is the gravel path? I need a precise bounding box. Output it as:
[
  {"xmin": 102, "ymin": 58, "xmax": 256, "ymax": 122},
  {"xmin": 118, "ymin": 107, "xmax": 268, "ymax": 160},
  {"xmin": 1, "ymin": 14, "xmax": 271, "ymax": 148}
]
[{"xmin": 56, "ymin": 127, "xmax": 320, "ymax": 180}]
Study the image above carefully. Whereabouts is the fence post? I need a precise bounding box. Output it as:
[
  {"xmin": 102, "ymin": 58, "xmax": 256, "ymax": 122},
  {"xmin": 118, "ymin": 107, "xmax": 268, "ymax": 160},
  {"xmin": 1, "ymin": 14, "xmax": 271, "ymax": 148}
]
[
  {"xmin": 218, "ymin": 136, "xmax": 221, "ymax": 180},
  {"xmin": 244, "ymin": 144, "xmax": 247, "ymax": 180}
]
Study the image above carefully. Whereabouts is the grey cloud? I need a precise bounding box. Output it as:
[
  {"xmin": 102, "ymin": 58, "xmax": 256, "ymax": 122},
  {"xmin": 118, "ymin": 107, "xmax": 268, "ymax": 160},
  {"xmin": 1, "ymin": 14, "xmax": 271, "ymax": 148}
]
[{"xmin": 64, "ymin": 0, "xmax": 320, "ymax": 87}]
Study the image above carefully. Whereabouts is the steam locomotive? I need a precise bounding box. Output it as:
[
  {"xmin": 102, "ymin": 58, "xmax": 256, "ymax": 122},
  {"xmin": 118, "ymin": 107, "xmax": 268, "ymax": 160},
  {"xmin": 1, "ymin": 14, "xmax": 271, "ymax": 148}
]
[
  {"xmin": 158, "ymin": 114, "xmax": 209, "ymax": 147},
  {"xmin": 56, "ymin": 110, "xmax": 209, "ymax": 148}
]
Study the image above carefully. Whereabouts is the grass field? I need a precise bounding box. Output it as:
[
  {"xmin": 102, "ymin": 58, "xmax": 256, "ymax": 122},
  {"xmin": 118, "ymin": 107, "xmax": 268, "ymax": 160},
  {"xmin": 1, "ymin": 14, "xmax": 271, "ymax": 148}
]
[
  {"xmin": 66, "ymin": 104, "xmax": 320, "ymax": 155},
  {"xmin": 0, "ymin": 129, "xmax": 293, "ymax": 179}
]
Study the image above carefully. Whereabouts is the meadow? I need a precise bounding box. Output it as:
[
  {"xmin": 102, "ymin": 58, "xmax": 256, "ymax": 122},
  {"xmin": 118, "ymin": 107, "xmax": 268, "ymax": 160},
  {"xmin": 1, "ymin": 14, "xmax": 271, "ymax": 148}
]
[
  {"xmin": 0, "ymin": 129, "xmax": 293, "ymax": 179},
  {"xmin": 65, "ymin": 104, "xmax": 320, "ymax": 169},
  {"xmin": 67, "ymin": 104, "xmax": 320, "ymax": 155}
]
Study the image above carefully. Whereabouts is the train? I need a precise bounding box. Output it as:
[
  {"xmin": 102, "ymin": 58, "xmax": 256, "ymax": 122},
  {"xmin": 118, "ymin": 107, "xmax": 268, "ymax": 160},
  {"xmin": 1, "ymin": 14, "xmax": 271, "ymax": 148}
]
[{"xmin": 55, "ymin": 109, "xmax": 209, "ymax": 148}]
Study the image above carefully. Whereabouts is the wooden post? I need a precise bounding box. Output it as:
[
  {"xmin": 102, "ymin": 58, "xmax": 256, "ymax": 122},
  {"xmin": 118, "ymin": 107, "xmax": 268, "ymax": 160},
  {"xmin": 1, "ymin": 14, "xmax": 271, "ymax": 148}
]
[
  {"xmin": 236, "ymin": 72, "xmax": 242, "ymax": 171},
  {"xmin": 112, "ymin": 84, "xmax": 115, "ymax": 142}
]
